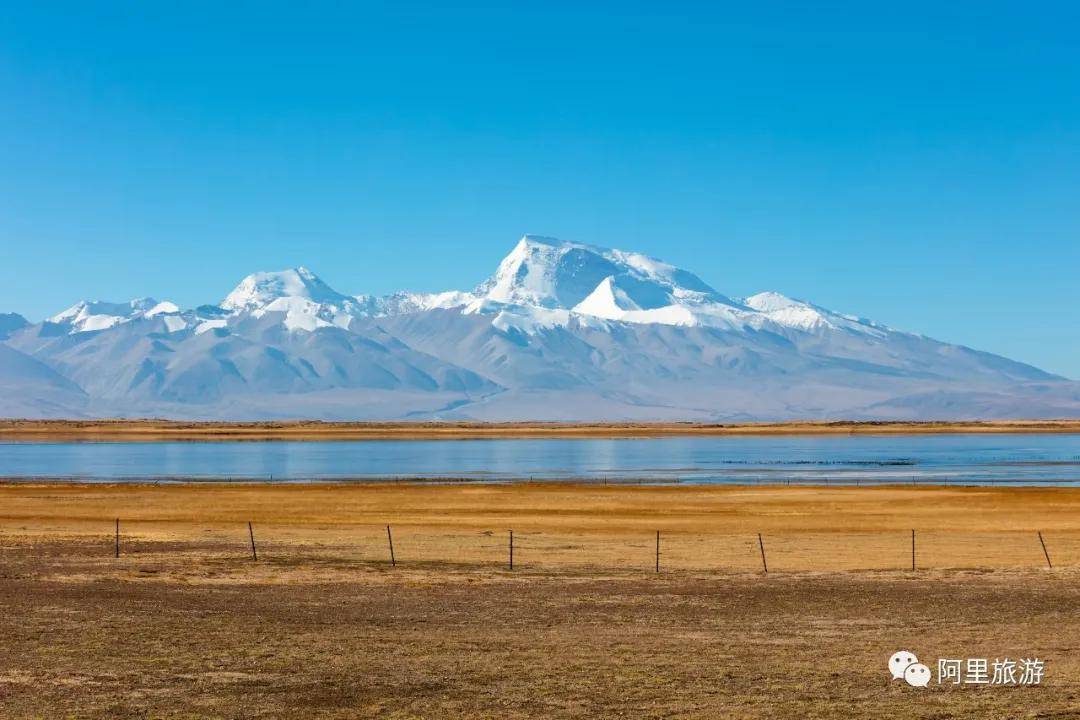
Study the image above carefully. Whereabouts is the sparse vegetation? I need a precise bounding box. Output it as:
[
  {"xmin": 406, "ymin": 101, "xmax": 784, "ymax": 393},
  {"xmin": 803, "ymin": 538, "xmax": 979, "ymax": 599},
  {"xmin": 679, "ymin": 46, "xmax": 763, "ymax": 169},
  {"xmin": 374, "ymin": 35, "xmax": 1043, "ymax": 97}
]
[{"xmin": 1, "ymin": 483, "xmax": 1079, "ymax": 717}]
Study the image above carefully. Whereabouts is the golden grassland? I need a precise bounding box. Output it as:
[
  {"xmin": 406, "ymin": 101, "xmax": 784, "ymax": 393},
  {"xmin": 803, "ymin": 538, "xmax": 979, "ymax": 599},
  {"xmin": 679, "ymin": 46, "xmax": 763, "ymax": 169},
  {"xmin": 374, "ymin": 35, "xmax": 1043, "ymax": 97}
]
[
  {"xmin": 1, "ymin": 483, "xmax": 1080, "ymax": 717},
  {"xmin": 2, "ymin": 417, "xmax": 1080, "ymax": 441},
  {"xmin": 3, "ymin": 482, "xmax": 1080, "ymax": 571}
]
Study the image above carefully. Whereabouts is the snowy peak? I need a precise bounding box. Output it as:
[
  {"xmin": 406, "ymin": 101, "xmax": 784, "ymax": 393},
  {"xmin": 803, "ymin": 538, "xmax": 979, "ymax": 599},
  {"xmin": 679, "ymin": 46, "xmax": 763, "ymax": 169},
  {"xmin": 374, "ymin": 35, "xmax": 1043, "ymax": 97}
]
[
  {"xmin": 474, "ymin": 234, "xmax": 731, "ymax": 312},
  {"xmin": 744, "ymin": 291, "xmax": 887, "ymax": 335},
  {"xmin": 466, "ymin": 235, "xmax": 758, "ymax": 332},
  {"xmin": 221, "ymin": 267, "xmax": 355, "ymax": 313},
  {"xmin": 219, "ymin": 267, "xmax": 369, "ymax": 333},
  {"xmin": 743, "ymin": 291, "xmax": 804, "ymax": 313},
  {"xmin": 215, "ymin": 267, "xmax": 474, "ymax": 334},
  {"xmin": 474, "ymin": 235, "xmax": 614, "ymax": 308},
  {"xmin": 48, "ymin": 297, "xmax": 176, "ymax": 334}
]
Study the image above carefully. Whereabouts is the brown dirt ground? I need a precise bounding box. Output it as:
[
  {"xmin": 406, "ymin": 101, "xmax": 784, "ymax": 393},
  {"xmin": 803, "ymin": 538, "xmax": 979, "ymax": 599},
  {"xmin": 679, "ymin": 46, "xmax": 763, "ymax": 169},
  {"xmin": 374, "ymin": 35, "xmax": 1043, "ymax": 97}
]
[{"xmin": 0, "ymin": 483, "xmax": 1078, "ymax": 718}]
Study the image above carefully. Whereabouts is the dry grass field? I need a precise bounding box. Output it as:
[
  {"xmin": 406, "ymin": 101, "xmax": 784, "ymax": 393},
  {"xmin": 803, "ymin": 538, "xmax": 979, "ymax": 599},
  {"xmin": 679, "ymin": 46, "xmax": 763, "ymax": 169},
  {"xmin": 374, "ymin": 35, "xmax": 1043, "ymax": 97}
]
[
  {"xmin": 3, "ymin": 418, "xmax": 1080, "ymax": 440},
  {"xmin": 1, "ymin": 483, "xmax": 1079, "ymax": 718}
]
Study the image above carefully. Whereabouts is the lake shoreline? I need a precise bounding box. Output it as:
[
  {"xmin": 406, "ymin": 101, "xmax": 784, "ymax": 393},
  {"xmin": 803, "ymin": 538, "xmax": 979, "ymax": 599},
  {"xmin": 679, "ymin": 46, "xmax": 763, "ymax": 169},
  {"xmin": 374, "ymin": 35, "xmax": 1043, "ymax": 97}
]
[
  {"xmin": 1, "ymin": 476, "xmax": 1077, "ymax": 487},
  {"xmin": 3, "ymin": 417, "xmax": 1080, "ymax": 441}
]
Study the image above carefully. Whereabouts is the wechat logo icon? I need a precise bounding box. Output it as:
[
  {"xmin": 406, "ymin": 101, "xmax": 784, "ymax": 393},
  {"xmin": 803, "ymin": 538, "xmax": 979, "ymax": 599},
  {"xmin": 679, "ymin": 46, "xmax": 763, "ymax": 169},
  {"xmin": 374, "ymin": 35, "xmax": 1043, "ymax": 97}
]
[{"xmin": 889, "ymin": 650, "xmax": 930, "ymax": 687}]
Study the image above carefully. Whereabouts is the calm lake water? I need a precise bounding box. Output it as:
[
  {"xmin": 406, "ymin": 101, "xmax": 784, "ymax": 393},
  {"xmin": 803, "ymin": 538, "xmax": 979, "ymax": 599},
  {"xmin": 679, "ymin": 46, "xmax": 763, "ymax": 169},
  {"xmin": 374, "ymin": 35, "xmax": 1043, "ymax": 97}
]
[{"xmin": 2, "ymin": 434, "xmax": 1080, "ymax": 485}]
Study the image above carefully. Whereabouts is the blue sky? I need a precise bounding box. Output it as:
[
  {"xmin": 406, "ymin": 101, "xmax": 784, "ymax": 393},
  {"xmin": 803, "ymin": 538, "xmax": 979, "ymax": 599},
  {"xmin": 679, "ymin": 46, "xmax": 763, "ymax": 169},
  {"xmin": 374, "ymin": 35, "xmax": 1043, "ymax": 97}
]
[{"xmin": 1, "ymin": 2, "xmax": 1078, "ymax": 376}]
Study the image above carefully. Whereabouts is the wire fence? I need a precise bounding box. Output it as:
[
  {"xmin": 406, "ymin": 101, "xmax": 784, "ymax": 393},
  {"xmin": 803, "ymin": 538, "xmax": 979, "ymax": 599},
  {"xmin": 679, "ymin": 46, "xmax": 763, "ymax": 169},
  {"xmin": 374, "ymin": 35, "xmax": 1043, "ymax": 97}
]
[{"xmin": 7, "ymin": 522, "xmax": 1079, "ymax": 574}]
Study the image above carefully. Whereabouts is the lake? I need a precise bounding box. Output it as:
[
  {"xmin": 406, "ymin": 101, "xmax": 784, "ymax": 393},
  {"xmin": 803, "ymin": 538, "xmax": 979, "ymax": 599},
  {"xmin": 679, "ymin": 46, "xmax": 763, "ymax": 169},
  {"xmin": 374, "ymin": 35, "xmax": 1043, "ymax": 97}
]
[{"xmin": 2, "ymin": 433, "xmax": 1080, "ymax": 485}]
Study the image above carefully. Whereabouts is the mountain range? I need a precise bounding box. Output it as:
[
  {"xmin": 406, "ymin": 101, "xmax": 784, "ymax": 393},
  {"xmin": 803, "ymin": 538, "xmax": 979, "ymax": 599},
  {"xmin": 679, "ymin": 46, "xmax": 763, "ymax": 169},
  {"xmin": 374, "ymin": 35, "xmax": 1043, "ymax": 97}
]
[{"xmin": 2, "ymin": 235, "xmax": 1078, "ymax": 420}]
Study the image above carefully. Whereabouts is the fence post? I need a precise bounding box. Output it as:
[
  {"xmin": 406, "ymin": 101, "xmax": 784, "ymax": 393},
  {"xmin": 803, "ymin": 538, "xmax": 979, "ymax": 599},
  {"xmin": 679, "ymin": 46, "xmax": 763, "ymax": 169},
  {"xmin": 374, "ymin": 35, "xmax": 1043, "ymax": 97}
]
[
  {"xmin": 758, "ymin": 533, "xmax": 768, "ymax": 574},
  {"xmin": 1038, "ymin": 531, "xmax": 1053, "ymax": 569},
  {"xmin": 911, "ymin": 529, "xmax": 916, "ymax": 571},
  {"xmin": 509, "ymin": 530, "xmax": 514, "ymax": 571},
  {"xmin": 114, "ymin": 518, "xmax": 119, "ymax": 559},
  {"xmin": 655, "ymin": 530, "xmax": 660, "ymax": 573},
  {"xmin": 248, "ymin": 521, "xmax": 258, "ymax": 561},
  {"xmin": 386, "ymin": 525, "xmax": 396, "ymax": 567}
]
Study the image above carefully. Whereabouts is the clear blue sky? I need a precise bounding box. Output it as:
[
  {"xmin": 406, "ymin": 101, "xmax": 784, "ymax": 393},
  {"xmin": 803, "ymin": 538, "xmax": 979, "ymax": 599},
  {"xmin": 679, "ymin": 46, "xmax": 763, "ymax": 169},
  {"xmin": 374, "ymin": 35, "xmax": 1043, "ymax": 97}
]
[{"xmin": 1, "ymin": 2, "xmax": 1078, "ymax": 377}]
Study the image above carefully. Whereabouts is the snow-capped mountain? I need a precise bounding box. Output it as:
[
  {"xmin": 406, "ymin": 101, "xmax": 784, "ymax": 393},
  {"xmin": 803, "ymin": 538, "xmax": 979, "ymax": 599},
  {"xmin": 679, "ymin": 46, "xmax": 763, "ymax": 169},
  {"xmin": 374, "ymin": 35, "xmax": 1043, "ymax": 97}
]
[
  {"xmin": 476, "ymin": 235, "xmax": 731, "ymax": 310},
  {"xmin": 462, "ymin": 235, "xmax": 755, "ymax": 332},
  {"xmin": 218, "ymin": 267, "xmax": 363, "ymax": 332},
  {"xmin": 49, "ymin": 298, "xmax": 179, "ymax": 334},
  {"xmin": 222, "ymin": 267, "xmax": 356, "ymax": 313},
  {"xmin": 2, "ymin": 234, "xmax": 1077, "ymax": 420}
]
